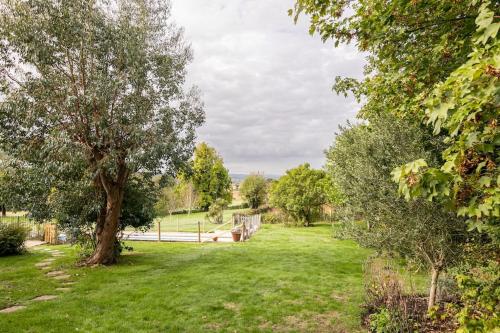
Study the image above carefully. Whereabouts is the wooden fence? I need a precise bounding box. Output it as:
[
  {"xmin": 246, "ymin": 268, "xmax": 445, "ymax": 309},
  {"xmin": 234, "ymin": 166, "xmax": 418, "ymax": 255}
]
[
  {"xmin": 0, "ymin": 216, "xmax": 59, "ymax": 244},
  {"xmin": 233, "ymin": 213, "xmax": 261, "ymax": 241}
]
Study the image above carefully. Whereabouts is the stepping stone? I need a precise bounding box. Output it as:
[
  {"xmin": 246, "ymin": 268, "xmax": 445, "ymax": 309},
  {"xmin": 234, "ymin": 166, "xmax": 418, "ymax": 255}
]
[
  {"xmin": 53, "ymin": 274, "xmax": 71, "ymax": 280},
  {"xmin": 61, "ymin": 282, "xmax": 75, "ymax": 286},
  {"xmin": 40, "ymin": 260, "xmax": 55, "ymax": 264},
  {"xmin": 32, "ymin": 295, "xmax": 58, "ymax": 301},
  {"xmin": 35, "ymin": 262, "xmax": 51, "ymax": 268},
  {"xmin": 56, "ymin": 288, "xmax": 72, "ymax": 292},
  {"xmin": 0, "ymin": 305, "xmax": 26, "ymax": 313},
  {"xmin": 46, "ymin": 271, "xmax": 66, "ymax": 277},
  {"xmin": 42, "ymin": 258, "xmax": 56, "ymax": 262},
  {"xmin": 41, "ymin": 266, "xmax": 52, "ymax": 270},
  {"xmin": 51, "ymin": 254, "xmax": 64, "ymax": 257}
]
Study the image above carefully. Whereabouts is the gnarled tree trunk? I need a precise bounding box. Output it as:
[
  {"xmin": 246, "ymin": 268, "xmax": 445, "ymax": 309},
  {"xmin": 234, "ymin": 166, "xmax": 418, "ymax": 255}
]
[{"xmin": 86, "ymin": 167, "xmax": 128, "ymax": 265}]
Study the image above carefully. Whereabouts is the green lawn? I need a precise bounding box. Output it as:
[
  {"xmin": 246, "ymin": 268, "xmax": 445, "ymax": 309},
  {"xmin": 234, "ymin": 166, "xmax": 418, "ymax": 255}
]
[
  {"xmin": 140, "ymin": 208, "xmax": 249, "ymax": 233},
  {"xmin": 0, "ymin": 223, "xmax": 371, "ymax": 332}
]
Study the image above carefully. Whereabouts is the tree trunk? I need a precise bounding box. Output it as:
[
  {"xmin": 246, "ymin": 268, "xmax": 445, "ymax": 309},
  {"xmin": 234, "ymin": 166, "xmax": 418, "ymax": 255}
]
[
  {"xmin": 1, "ymin": 204, "xmax": 6, "ymax": 216},
  {"xmin": 86, "ymin": 182, "xmax": 126, "ymax": 266},
  {"xmin": 428, "ymin": 266, "xmax": 441, "ymax": 310}
]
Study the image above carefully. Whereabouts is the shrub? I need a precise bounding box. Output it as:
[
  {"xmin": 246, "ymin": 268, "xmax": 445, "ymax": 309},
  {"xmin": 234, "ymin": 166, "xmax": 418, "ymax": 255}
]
[
  {"xmin": 455, "ymin": 261, "xmax": 500, "ymax": 332},
  {"xmin": 0, "ymin": 223, "xmax": 28, "ymax": 256},
  {"xmin": 363, "ymin": 257, "xmax": 426, "ymax": 332},
  {"xmin": 205, "ymin": 198, "xmax": 227, "ymax": 224},
  {"xmin": 261, "ymin": 211, "xmax": 282, "ymax": 224}
]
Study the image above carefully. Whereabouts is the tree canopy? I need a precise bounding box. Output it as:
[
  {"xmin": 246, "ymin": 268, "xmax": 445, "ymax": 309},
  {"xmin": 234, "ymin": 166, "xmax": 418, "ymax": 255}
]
[
  {"xmin": 239, "ymin": 174, "xmax": 267, "ymax": 209},
  {"xmin": 270, "ymin": 164, "xmax": 329, "ymax": 226},
  {"xmin": 0, "ymin": 0, "xmax": 204, "ymax": 264},
  {"xmin": 191, "ymin": 142, "xmax": 232, "ymax": 210}
]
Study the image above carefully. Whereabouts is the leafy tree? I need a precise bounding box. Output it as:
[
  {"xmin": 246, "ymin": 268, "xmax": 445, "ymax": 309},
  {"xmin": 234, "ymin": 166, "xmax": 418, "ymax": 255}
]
[
  {"xmin": 205, "ymin": 198, "xmax": 227, "ymax": 224},
  {"xmin": 176, "ymin": 177, "xmax": 198, "ymax": 214},
  {"xmin": 270, "ymin": 164, "xmax": 329, "ymax": 226},
  {"xmin": 239, "ymin": 174, "xmax": 267, "ymax": 209},
  {"xmin": 0, "ymin": 0, "xmax": 204, "ymax": 265},
  {"xmin": 191, "ymin": 143, "xmax": 232, "ymax": 210},
  {"xmin": 326, "ymin": 114, "xmax": 468, "ymax": 310},
  {"xmin": 155, "ymin": 184, "xmax": 183, "ymax": 217}
]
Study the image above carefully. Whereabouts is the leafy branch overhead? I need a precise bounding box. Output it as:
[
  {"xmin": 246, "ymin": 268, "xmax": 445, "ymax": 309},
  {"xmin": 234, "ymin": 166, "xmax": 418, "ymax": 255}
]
[{"xmin": 393, "ymin": 1, "xmax": 499, "ymax": 237}]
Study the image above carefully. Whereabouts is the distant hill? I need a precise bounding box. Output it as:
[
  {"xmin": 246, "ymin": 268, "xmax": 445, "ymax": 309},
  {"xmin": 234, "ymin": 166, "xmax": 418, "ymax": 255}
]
[{"xmin": 230, "ymin": 173, "xmax": 281, "ymax": 184}]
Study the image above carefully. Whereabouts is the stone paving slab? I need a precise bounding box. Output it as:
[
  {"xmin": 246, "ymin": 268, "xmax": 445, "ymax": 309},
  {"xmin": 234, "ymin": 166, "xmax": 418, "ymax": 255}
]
[
  {"xmin": 32, "ymin": 295, "xmax": 58, "ymax": 301},
  {"xmin": 53, "ymin": 274, "xmax": 71, "ymax": 280},
  {"xmin": 56, "ymin": 288, "xmax": 72, "ymax": 292},
  {"xmin": 46, "ymin": 271, "xmax": 66, "ymax": 277},
  {"xmin": 35, "ymin": 262, "xmax": 51, "ymax": 268},
  {"xmin": 0, "ymin": 305, "xmax": 26, "ymax": 313}
]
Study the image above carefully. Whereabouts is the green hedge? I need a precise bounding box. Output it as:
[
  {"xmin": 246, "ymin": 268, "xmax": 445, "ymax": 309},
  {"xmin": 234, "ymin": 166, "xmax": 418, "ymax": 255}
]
[{"xmin": 0, "ymin": 223, "xmax": 28, "ymax": 256}]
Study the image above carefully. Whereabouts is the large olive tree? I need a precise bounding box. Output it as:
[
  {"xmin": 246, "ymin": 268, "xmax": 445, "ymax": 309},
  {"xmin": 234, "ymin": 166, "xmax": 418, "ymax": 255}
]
[{"xmin": 0, "ymin": 0, "xmax": 204, "ymax": 265}]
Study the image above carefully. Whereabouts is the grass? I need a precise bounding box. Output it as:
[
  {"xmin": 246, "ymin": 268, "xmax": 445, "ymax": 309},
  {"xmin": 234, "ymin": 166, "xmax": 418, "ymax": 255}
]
[
  {"xmin": 0, "ymin": 223, "xmax": 372, "ymax": 332},
  {"xmin": 137, "ymin": 207, "xmax": 249, "ymax": 233}
]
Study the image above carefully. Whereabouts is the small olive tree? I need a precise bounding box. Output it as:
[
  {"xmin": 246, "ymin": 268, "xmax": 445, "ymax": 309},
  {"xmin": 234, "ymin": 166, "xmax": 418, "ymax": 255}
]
[
  {"xmin": 327, "ymin": 114, "xmax": 468, "ymax": 309},
  {"xmin": 239, "ymin": 174, "xmax": 267, "ymax": 209},
  {"xmin": 270, "ymin": 164, "xmax": 329, "ymax": 226}
]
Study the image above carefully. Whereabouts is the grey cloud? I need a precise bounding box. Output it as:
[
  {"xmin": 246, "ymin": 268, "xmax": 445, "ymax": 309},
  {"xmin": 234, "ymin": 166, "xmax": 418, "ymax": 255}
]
[{"xmin": 172, "ymin": 0, "xmax": 365, "ymax": 174}]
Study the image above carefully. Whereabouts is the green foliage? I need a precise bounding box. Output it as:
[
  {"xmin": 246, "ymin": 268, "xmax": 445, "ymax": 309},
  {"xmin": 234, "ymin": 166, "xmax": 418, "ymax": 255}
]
[
  {"xmin": 205, "ymin": 198, "xmax": 227, "ymax": 224},
  {"xmin": 155, "ymin": 185, "xmax": 184, "ymax": 216},
  {"xmin": 369, "ymin": 308, "xmax": 399, "ymax": 333},
  {"xmin": 270, "ymin": 164, "xmax": 329, "ymax": 226},
  {"xmin": 455, "ymin": 261, "xmax": 500, "ymax": 332},
  {"xmin": 327, "ymin": 115, "xmax": 467, "ymax": 271},
  {"xmin": 261, "ymin": 211, "xmax": 287, "ymax": 224},
  {"xmin": 0, "ymin": 223, "xmax": 28, "ymax": 256},
  {"xmin": 239, "ymin": 174, "xmax": 267, "ymax": 209},
  {"xmin": 191, "ymin": 143, "xmax": 232, "ymax": 210},
  {"xmin": 393, "ymin": 2, "xmax": 500, "ymax": 239},
  {"xmin": 155, "ymin": 177, "xmax": 198, "ymax": 216}
]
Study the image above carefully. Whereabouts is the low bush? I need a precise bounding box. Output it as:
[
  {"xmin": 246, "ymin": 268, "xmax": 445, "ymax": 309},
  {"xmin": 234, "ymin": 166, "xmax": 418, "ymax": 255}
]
[
  {"xmin": 261, "ymin": 211, "xmax": 282, "ymax": 224},
  {"xmin": 0, "ymin": 223, "xmax": 28, "ymax": 256},
  {"xmin": 363, "ymin": 257, "xmax": 460, "ymax": 332}
]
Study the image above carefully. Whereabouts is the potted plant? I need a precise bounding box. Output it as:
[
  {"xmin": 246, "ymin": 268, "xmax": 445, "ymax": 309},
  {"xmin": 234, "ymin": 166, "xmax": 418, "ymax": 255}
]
[{"xmin": 231, "ymin": 227, "xmax": 242, "ymax": 242}]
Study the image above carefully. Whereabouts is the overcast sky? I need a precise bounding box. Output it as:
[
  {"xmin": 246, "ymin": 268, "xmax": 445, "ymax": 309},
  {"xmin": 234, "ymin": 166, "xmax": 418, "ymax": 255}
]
[{"xmin": 171, "ymin": 0, "xmax": 365, "ymax": 175}]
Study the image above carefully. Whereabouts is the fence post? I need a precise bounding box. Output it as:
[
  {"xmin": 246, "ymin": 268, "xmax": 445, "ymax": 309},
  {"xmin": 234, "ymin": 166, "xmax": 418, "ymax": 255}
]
[
  {"xmin": 198, "ymin": 221, "xmax": 201, "ymax": 243},
  {"xmin": 157, "ymin": 220, "xmax": 161, "ymax": 242}
]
